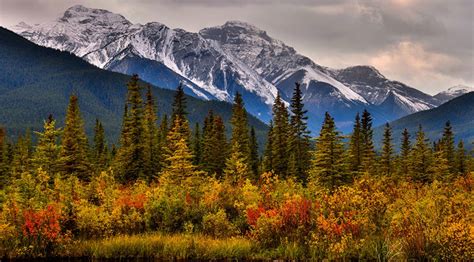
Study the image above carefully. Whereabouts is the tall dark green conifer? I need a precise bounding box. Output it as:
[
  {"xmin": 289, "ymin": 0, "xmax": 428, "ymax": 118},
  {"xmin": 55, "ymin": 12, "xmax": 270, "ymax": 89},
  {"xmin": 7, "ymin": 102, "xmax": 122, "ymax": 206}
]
[
  {"xmin": 310, "ymin": 112, "xmax": 348, "ymax": 190},
  {"xmin": 114, "ymin": 75, "xmax": 145, "ymax": 182},
  {"xmin": 92, "ymin": 119, "xmax": 108, "ymax": 171},
  {"xmin": 229, "ymin": 92, "xmax": 251, "ymax": 163},
  {"xmin": 380, "ymin": 123, "xmax": 394, "ymax": 176},
  {"xmin": 270, "ymin": 93, "xmax": 290, "ymax": 178},
  {"xmin": 455, "ymin": 140, "xmax": 467, "ymax": 176},
  {"xmin": 58, "ymin": 95, "xmax": 90, "ymax": 180},
  {"xmin": 399, "ymin": 128, "xmax": 411, "ymax": 176},
  {"xmin": 249, "ymin": 127, "xmax": 259, "ymax": 179},
  {"xmin": 142, "ymin": 86, "xmax": 160, "ymax": 181},
  {"xmin": 409, "ymin": 125, "xmax": 433, "ymax": 183},
  {"xmin": 348, "ymin": 113, "xmax": 362, "ymax": 174},
  {"xmin": 171, "ymin": 83, "xmax": 187, "ymax": 123},
  {"xmin": 441, "ymin": 121, "xmax": 455, "ymax": 173},
  {"xmin": 201, "ymin": 112, "xmax": 227, "ymax": 177},
  {"xmin": 360, "ymin": 109, "xmax": 376, "ymax": 174},
  {"xmin": 288, "ymin": 83, "xmax": 311, "ymax": 181}
]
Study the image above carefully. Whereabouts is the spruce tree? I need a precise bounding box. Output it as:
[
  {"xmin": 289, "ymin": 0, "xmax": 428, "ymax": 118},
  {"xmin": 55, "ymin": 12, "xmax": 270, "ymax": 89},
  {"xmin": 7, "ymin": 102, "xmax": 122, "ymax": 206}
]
[
  {"xmin": 455, "ymin": 140, "xmax": 467, "ymax": 176},
  {"xmin": 201, "ymin": 112, "xmax": 227, "ymax": 177},
  {"xmin": 11, "ymin": 129, "xmax": 33, "ymax": 175},
  {"xmin": 288, "ymin": 83, "xmax": 311, "ymax": 181},
  {"xmin": 229, "ymin": 92, "xmax": 251, "ymax": 165},
  {"xmin": 430, "ymin": 142, "xmax": 450, "ymax": 181},
  {"xmin": 380, "ymin": 123, "xmax": 394, "ymax": 176},
  {"xmin": 249, "ymin": 127, "xmax": 259, "ymax": 179},
  {"xmin": 270, "ymin": 93, "xmax": 290, "ymax": 178},
  {"xmin": 192, "ymin": 123, "xmax": 202, "ymax": 166},
  {"xmin": 399, "ymin": 128, "xmax": 411, "ymax": 176},
  {"xmin": 360, "ymin": 109, "xmax": 376, "ymax": 173},
  {"xmin": 92, "ymin": 119, "xmax": 108, "ymax": 170},
  {"xmin": 441, "ymin": 121, "xmax": 455, "ymax": 174},
  {"xmin": 224, "ymin": 141, "xmax": 251, "ymax": 185},
  {"xmin": 409, "ymin": 125, "xmax": 433, "ymax": 183},
  {"xmin": 348, "ymin": 113, "xmax": 362, "ymax": 174},
  {"xmin": 263, "ymin": 121, "xmax": 274, "ymax": 173},
  {"xmin": 143, "ymin": 85, "xmax": 160, "ymax": 180},
  {"xmin": 58, "ymin": 95, "xmax": 90, "ymax": 180},
  {"xmin": 33, "ymin": 115, "xmax": 61, "ymax": 175},
  {"xmin": 114, "ymin": 75, "xmax": 145, "ymax": 182},
  {"xmin": 309, "ymin": 112, "xmax": 348, "ymax": 190},
  {"xmin": 171, "ymin": 83, "xmax": 187, "ymax": 123}
]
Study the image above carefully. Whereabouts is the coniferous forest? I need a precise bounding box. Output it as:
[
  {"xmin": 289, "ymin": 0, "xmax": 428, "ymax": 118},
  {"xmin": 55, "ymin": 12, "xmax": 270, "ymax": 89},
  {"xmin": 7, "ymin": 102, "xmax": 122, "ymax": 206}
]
[{"xmin": 0, "ymin": 75, "xmax": 472, "ymax": 260}]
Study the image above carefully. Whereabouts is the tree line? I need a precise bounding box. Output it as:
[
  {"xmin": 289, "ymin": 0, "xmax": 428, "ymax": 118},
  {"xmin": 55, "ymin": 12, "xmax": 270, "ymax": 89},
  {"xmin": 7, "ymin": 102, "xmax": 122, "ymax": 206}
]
[{"xmin": 0, "ymin": 75, "xmax": 471, "ymax": 189}]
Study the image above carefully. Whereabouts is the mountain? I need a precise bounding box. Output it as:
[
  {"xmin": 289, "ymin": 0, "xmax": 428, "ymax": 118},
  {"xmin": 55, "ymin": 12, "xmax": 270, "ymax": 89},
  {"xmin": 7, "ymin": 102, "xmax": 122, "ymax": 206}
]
[
  {"xmin": 12, "ymin": 5, "xmax": 441, "ymax": 132},
  {"xmin": 434, "ymin": 85, "xmax": 473, "ymax": 104},
  {"xmin": 0, "ymin": 27, "xmax": 268, "ymax": 145},
  {"xmin": 374, "ymin": 92, "xmax": 474, "ymax": 150}
]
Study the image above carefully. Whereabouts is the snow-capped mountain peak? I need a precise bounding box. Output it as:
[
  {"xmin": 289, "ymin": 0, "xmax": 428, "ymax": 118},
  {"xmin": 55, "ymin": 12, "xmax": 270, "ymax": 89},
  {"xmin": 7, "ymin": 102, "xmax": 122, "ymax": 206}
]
[{"xmin": 434, "ymin": 84, "xmax": 473, "ymax": 104}]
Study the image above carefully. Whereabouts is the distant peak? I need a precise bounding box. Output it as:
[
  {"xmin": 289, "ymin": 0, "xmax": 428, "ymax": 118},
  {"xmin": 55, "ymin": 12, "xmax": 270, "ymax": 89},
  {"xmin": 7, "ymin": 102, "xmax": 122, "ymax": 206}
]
[
  {"xmin": 340, "ymin": 65, "xmax": 385, "ymax": 79},
  {"xmin": 222, "ymin": 20, "xmax": 263, "ymax": 32},
  {"xmin": 448, "ymin": 84, "xmax": 473, "ymax": 91},
  {"xmin": 60, "ymin": 5, "xmax": 131, "ymax": 25}
]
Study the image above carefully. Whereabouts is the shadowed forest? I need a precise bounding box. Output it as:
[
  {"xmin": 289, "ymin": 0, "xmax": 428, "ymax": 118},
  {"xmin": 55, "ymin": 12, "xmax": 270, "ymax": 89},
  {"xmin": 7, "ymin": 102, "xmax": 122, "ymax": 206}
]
[{"xmin": 0, "ymin": 75, "xmax": 472, "ymax": 260}]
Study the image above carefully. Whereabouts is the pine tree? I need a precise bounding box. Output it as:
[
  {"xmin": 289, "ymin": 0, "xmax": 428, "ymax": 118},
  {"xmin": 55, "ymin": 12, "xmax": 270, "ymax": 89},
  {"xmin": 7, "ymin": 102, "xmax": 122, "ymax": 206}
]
[
  {"xmin": 288, "ymin": 82, "xmax": 312, "ymax": 181},
  {"xmin": 380, "ymin": 123, "xmax": 394, "ymax": 176},
  {"xmin": 92, "ymin": 119, "xmax": 108, "ymax": 170},
  {"xmin": 409, "ymin": 125, "xmax": 433, "ymax": 183},
  {"xmin": 114, "ymin": 75, "xmax": 145, "ymax": 182},
  {"xmin": 441, "ymin": 121, "xmax": 455, "ymax": 174},
  {"xmin": 270, "ymin": 93, "xmax": 290, "ymax": 178},
  {"xmin": 224, "ymin": 141, "xmax": 251, "ymax": 185},
  {"xmin": 142, "ymin": 85, "xmax": 160, "ymax": 181},
  {"xmin": 399, "ymin": 128, "xmax": 411, "ymax": 176},
  {"xmin": 201, "ymin": 112, "xmax": 227, "ymax": 177},
  {"xmin": 455, "ymin": 140, "xmax": 467, "ymax": 176},
  {"xmin": 32, "ymin": 115, "xmax": 61, "ymax": 174},
  {"xmin": 58, "ymin": 95, "xmax": 90, "ymax": 180},
  {"xmin": 430, "ymin": 142, "xmax": 450, "ymax": 181},
  {"xmin": 262, "ymin": 121, "xmax": 274, "ymax": 172},
  {"xmin": 249, "ymin": 127, "xmax": 259, "ymax": 179},
  {"xmin": 360, "ymin": 109, "xmax": 376, "ymax": 174},
  {"xmin": 309, "ymin": 112, "xmax": 348, "ymax": 190},
  {"xmin": 171, "ymin": 83, "xmax": 187, "ymax": 124},
  {"xmin": 348, "ymin": 113, "xmax": 362, "ymax": 174},
  {"xmin": 229, "ymin": 92, "xmax": 251, "ymax": 165},
  {"xmin": 192, "ymin": 123, "xmax": 202, "ymax": 166}
]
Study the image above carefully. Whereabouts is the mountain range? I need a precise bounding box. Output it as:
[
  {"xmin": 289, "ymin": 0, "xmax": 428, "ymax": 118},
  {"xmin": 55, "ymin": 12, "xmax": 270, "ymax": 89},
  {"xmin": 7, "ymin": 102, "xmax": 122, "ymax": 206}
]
[
  {"xmin": 12, "ymin": 5, "xmax": 471, "ymax": 133},
  {"xmin": 0, "ymin": 26, "xmax": 268, "ymax": 145}
]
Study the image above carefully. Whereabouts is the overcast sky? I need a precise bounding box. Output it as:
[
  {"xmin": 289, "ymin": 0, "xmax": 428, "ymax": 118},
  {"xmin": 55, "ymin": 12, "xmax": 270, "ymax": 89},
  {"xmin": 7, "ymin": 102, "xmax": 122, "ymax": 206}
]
[{"xmin": 0, "ymin": 0, "xmax": 472, "ymax": 94}]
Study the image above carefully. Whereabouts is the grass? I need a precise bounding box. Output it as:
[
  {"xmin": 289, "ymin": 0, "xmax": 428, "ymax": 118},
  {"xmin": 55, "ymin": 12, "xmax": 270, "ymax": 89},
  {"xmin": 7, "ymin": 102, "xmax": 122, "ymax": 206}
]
[{"xmin": 64, "ymin": 233, "xmax": 258, "ymax": 259}]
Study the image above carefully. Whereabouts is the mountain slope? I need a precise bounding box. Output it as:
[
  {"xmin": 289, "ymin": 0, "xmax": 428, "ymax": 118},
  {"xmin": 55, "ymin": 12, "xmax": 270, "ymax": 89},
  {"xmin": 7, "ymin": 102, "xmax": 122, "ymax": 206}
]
[
  {"xmin": 374, "ymin": 92, "xmax": 474, "ymax": 149},
  {"xmin": 0, "ymin": 27, "xmax": 268, "ymax": 145},
  {"xmin": 434, "ymin": 85, "xmax": 473, "ymax": 104},
  {"xmin": 13, "ymin": 5, "xmax": 443, "ymax": 132}
]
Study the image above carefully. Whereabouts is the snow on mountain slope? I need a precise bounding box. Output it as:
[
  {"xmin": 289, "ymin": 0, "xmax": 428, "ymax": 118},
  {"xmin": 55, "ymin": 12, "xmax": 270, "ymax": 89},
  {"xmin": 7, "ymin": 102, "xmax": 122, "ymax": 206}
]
[
  {"xmin": 13, "ymin": 5, "xmax": 278, "ymax": 121},
  {"xmin": 434, "ymin": 85, "xmax": 474, "ymax": 104},
  {"xmin": 12, "ymin": 6, "xmax": 443, "ymax": 131}
]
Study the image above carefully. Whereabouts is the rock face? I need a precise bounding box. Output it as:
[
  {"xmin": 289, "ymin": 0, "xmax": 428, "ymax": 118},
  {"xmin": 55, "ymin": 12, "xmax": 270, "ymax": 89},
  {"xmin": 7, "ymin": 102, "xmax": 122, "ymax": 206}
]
[{"xmin": 13, "ymin": 5, "xmax": 451, "ymax": 132}]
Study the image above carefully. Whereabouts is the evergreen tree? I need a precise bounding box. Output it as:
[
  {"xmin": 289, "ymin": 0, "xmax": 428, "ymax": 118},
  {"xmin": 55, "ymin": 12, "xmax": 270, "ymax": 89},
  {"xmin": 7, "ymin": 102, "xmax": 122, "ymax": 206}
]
[
  {"xmin": 32, "ymin": 115, "xmax": 61, "ymax": 174},
  {"xmin": 430, "ymin": 142, "xmax": 450, "ymax": 181},
  {"xmin": 409, "ymin": 125, "xmax": 433, "ymax": 183},
  {"xmin": 171, "ymin": 83, "xmax": 187, "ymax": 123},
  {"xmin": 309, "ymin": 112, "xmax": 348, "ymax": 190},
  {"xmin": 224, "ymin": 141, "xmax": 251, "ymax": 185},
  {"xmin": 92, "ymin": 119, "xmax": 108, "ymax": 170},
  {"xmin": 288, "ymin": 83, "xmax": 312, "ymax": 181},
  {"xmin": 114, "ymin": 75, "xmax": 145, "ymax": 182},
  {"xmin": 58, "ymin": 95, "xmax": 90, "ymax": 180},
  {"xmin": 348, "ymin": 113, "xmax": 362, "ymax": 174},
  {"xmin": 11, "ymin": 129, "xmax": 33, "ymax": 175},
  {"xmin": 380, "ymin": 123, "xmax": 394, "ymax": 176},
  {"xmin": 192, "ymin": 123, "xmax": 202, "ymax": 166},
  {"xmin": 441, "ymin": 121, "xmax": 455, "ymax": 173},
  {"xmin": 201, "ymin": 112, "xmax": 227, "ymax": 177},
  {"xmin": 360, "ymin": 109, "xmax": 376, "ymax": 173},
  {"xmin": 270, "ymin": 93, "xmax": 290, "ymax": 177},
  {"xmin": 455, "ymin": 140, "xmax": 467, "ymax": 176},
  {"xmin": 262, "ymin": 121, "xmax": 274, "ymax": 173},
  {"xmin": 229, "ymin": 92, "xmax": 251, "ymax": 166},
  {"xmin": 157, "ymin": 114, "xmax": 169, "ymax": 172},
  {"xmin": 249, "ymin": 127, "xmax": 259, "ymax": 179},
  {"xmin": 0, "ymin": 127, "xmax": 9, "ymax": 187},
  {"xmin": 399, "ymin": 128, "xmax": 411, "ymax": 176},
  {"xmin": 143, "ymin": 85, "xmax": 160, "ymax": 181},
  {"xmin": 165, "ymin": 117, "xmax": 192, "ymax": 169}
]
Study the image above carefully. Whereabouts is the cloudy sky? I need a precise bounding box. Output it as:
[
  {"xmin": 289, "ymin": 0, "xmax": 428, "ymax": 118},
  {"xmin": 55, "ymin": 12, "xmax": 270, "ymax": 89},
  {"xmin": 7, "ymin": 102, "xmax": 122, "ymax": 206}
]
[{"xmin": 0, "ymin": 0, "xmax": 472, "ymax": 94}]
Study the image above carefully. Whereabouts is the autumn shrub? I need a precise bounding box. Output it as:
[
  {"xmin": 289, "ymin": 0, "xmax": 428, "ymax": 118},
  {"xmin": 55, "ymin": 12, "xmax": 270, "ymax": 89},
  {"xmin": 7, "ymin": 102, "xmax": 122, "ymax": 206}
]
[{"xmin": 202, "ymin": 208, "xmax": 238, "ymax": 238}]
